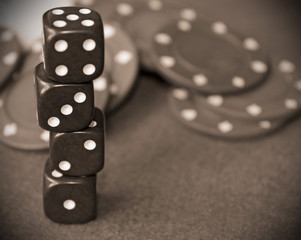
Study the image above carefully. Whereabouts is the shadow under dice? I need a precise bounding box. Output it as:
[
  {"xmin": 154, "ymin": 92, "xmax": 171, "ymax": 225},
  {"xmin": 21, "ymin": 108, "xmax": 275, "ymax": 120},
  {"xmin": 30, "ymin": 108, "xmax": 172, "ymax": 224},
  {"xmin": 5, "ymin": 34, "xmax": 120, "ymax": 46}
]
[
  {"xmin": 43, "ymin": 7, "xmax": 104, "ymax": 83},
  {"xmin": 35, "ymin": 62, "xmax": 94, "ymax": 132},
  {"xmin": 43, "ymin": 159, "xmax": 97, "ymax": 224},
  {"xmin": 50, "ymin": 108, "xmax": 105, "ymax": 176}
]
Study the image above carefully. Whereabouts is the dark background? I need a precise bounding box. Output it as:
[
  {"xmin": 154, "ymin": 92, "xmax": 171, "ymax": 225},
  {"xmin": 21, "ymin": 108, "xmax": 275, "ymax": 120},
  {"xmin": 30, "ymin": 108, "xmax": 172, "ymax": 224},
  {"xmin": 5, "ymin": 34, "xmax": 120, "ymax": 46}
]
[{"xmin": 1, "ymin": 0, "xmax": 301, "ymax": 239}]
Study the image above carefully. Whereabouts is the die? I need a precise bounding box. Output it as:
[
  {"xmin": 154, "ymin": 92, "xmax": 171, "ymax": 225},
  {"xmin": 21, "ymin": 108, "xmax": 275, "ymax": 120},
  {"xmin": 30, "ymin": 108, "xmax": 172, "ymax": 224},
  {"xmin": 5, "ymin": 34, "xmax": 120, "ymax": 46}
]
[
  {"xmin": 42, "ymin": 7, "xmax": 104, "ymax": 83},
  {"xmin": 43, "ymin": 158, "xmax": 97, "ymax": 224},
  {"xmin": 49, "ymin": 108, "xmax": 105, "ymax": 176},
  {"xmin": 35, "ymin": 62, "xmax": 94, "ymax": 132}
]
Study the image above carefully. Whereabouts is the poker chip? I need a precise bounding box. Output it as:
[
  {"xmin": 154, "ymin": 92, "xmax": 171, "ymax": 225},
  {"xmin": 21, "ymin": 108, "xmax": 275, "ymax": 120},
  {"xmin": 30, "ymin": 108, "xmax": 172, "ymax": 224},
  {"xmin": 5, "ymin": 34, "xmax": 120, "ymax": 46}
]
[
  {"xmin": 168, "ymin": 88, "xmax": 286, "ymax": 139},
  {"xmin": 25, "ymin": 39, "xmax": 44, "ymax": 71},
  {"xmin": 93, "ymin": 65, "xmax": 111, "ymax": 111},
  {"xmin": 93, "ymin": 44, "xmax": 113, "ymax": 112},
  {"xmin": 198, "ymin": 58, "xmax": 301, "ymax": 120},
  {"xmin": 74, "ymin": 0, "xmax": 196, "ymax": 72},
  {"xmin": 104, "ymin": 22, "xmax": 139, "ymax": 112},
  {"xmin": 104, "ymin": 0, "xmax": 195, "ymax": 72},
  {"xmin": 0, "ymin": 50, "xmax": 49, "ymax": 150},
  {"xmin": 151, "ymin": 18, "xmax": 270, "ymax": 94},
  {"xmin": 0, "ymin": 26, "xmax": 23, "ymax": 90},
  {"xmin": 73, "ymin": 0, "xmax": 118, "ymax": 20},
  {"xmin": 122, "ymin": 1, "xmax": 198, "ymax": 72}
]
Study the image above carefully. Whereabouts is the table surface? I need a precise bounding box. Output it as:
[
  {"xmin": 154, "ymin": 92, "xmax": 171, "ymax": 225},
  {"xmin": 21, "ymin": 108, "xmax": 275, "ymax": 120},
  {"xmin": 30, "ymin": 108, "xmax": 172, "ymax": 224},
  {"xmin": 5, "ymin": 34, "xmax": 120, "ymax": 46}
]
[{"xmin": 1, "ymin": 0, "xmax": 301, "ymax": 239}]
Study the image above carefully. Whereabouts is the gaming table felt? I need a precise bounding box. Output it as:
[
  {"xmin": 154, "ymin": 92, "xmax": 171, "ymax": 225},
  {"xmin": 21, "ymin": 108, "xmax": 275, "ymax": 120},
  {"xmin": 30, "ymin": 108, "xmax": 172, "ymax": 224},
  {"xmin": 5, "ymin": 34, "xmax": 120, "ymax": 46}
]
[{"xmin": 1, "ymin": 0, "xmax": 301, "ymax": 239}]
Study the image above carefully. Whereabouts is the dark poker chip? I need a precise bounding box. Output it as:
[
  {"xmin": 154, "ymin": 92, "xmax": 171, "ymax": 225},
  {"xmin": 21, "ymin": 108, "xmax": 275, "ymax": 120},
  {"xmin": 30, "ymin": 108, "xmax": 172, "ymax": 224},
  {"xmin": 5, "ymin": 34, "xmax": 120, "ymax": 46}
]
[
  {"xmin": 151, "ymin": 18, "xmax": 270, "ymax": 94},
  {"xmin": 73, "ymin": 0, "xmax": 119, "ymax": 20},
  {"xmin": 74, "ymin": 0, "xmax": 197, "ymax": 72},
  {"xmin": 0, "ymin": 47, "xmax": 49, "ymax": 150},
  {"xmin": 120, "ymin": 1, "xmax": 199, "ymax": 72},
  {"xmin": 104, "ymin": 22, "xmax": 139, "ymax": 112},
  {"xmin": 93, "ymin": 64, "xmax": 111, "ymax": 111},
  {"xmin": 0, "ymin": 26, "xmax": 23, "ymax": 90},
  {"xmin": 198, "ymin": 58, "xmax": 301, "ymax": 120},
  {"xmin": 26, "ymin": 39, "xmax": 44, "ymax": 71},
  {"xmin": 92, "ymin": 25, "xmax": 111, "ymax": 112},
  {"xmin": 168, "ymin": 88, "xmax": 286, "ymax": 139}
]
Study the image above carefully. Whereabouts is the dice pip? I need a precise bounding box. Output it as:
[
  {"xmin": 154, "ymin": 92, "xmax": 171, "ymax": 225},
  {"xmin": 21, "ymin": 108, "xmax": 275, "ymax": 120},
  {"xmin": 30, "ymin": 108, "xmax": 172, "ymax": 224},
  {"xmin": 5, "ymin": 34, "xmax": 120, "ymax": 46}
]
[{"xmin": 42, "ymin": 7, "xmax": 104, "ymax": 83}]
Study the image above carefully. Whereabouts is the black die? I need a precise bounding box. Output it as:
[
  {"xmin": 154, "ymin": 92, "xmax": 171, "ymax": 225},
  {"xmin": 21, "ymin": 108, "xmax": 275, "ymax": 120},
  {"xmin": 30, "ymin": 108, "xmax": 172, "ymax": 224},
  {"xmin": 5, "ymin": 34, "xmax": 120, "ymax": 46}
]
[
  {"xmin": 43, "ymin": 7, "xmax": 104, "ymax": 83},
  {"xmin": 43, "ymin": 159, "xmax": 97, "ymax": 224},
  {"xmin": 49, "ymin": 108, "xmax": 105, "ymax": 176},
  {"xmin": 35, "ymin": 62, "xmax": 94, "ymax": 132}
]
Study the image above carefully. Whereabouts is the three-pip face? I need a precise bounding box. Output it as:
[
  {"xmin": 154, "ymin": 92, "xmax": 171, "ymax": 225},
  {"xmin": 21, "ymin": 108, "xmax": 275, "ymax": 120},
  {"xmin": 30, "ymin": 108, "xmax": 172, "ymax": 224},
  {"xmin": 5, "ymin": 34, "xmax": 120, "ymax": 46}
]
[{"xmin": 35, "ymin": 62, "xmax": 95, "ymax": 132}]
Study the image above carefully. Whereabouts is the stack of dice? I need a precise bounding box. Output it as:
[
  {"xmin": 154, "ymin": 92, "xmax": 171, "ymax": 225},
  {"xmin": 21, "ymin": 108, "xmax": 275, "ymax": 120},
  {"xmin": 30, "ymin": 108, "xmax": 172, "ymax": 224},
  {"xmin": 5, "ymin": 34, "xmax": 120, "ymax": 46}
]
[{"xmin": 34, "ymin": 7, "xmax": 105, "ymax": 224}]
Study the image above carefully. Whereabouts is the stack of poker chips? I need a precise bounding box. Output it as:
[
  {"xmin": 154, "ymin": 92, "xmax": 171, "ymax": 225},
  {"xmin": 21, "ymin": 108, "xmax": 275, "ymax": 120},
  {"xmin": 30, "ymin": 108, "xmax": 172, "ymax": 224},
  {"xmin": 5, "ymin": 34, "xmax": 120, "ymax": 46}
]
[{"xmin": 34, "ymin": 7, "xmax": 105, "ymax": 224}]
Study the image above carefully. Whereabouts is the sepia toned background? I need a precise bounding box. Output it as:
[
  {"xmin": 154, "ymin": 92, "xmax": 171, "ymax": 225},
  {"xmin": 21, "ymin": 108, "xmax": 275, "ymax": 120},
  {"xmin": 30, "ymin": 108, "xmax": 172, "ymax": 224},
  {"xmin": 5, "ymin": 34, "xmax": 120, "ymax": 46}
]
[{"xmin": 0, "ymin": 0, "xmax": 301, "ymax": 239}]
